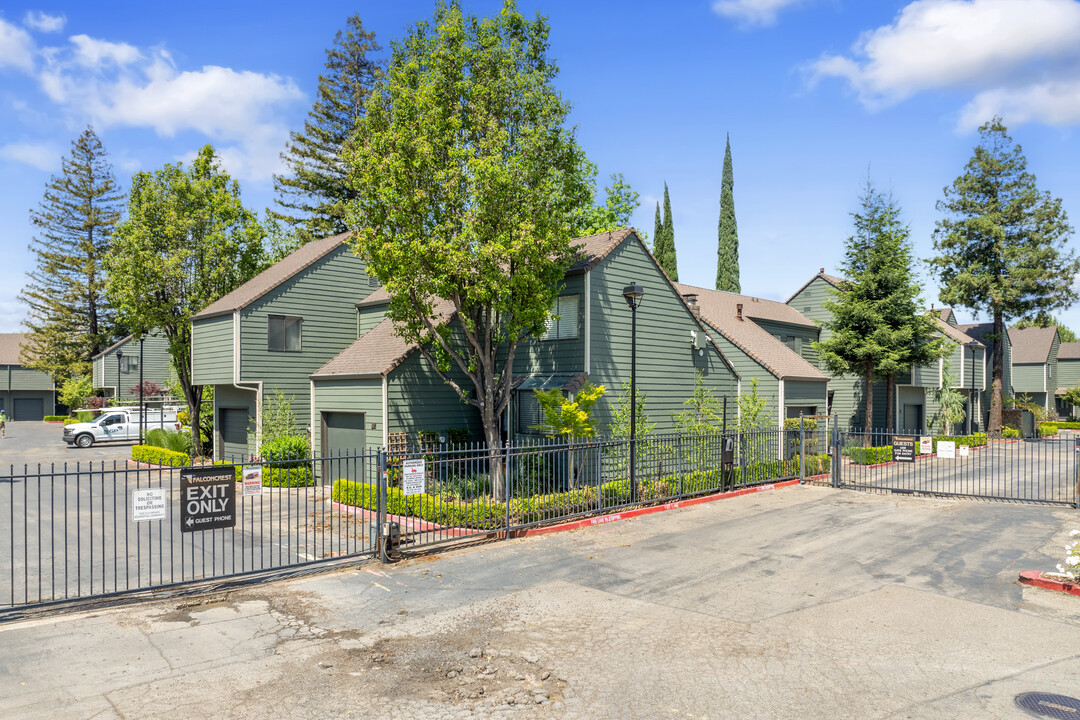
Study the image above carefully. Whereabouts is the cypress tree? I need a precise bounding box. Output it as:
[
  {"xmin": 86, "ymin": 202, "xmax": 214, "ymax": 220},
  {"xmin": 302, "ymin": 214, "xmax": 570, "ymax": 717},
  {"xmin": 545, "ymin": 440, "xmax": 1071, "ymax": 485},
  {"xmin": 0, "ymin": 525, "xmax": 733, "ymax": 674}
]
[
  {"xmin": 716, "ymin": 134, "xmax": 740, "ymax": 292},
  {"xmin": 19, "ymin": 126, "xmax": 123, "ymax": 380},
  {"xmin": 655, "ymin": 182, "xmax": 678, "ymax": 280},
  {"xmin": 271, "ymin": 15, "xmax": 382, "ymax": 243},
  {"xmin": 653, "ymin": 201, "xmax": 662, "ymax": 252}
]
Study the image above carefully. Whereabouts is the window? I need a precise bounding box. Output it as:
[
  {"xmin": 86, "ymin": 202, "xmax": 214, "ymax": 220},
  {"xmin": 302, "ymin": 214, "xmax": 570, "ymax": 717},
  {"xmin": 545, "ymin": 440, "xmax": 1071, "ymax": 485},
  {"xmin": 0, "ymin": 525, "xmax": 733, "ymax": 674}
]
[
  {"xmin": 268, "ymin": 315, "xmax": 302, "ymax": 352},
  {"xmin": 541, "ymin": 295, "xmax": 579, "ymax": 340},
  {"xmin": 518, "ymin": 392, "xmax": 542, "ymax": 433},
  {"xmin": 119, "ymin": 355, "xmax": 139, "ymax": 374}
]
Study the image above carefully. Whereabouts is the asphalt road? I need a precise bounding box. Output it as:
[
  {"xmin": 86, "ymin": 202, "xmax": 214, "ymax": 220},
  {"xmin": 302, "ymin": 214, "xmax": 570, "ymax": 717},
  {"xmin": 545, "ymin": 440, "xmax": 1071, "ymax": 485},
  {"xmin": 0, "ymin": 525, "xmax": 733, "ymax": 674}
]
[
  {"xmin": 2, "ymin": 485, "xmax": 1079, "ymax": 719},
  {"xmin": 0, "ymin": 420, "xmax": 137, "ymax": 470}
]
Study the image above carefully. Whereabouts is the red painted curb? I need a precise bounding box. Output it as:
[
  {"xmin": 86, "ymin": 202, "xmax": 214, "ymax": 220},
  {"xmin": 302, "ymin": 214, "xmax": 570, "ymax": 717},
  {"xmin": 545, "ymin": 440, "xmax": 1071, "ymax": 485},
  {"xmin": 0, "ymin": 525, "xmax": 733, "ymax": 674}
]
[{"xmin": 1019, "ymin": 570, "xmax": 1080, "ymax": 597}]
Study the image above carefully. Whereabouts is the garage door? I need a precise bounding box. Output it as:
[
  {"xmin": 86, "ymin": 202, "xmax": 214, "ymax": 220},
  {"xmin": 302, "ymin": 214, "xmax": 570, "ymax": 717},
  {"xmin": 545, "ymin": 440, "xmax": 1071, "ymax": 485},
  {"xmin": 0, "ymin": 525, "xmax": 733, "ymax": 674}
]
[
  {"xmin": 13, "ymin": 398, "xmax": 44, "ymax": 421},
  {"xmin": 321, "ymin": 412, "xmax": 367, "ymax": 485},
  {"xmin": 218, "ymin": 408, "xmax": 252, "ymax": 460}
]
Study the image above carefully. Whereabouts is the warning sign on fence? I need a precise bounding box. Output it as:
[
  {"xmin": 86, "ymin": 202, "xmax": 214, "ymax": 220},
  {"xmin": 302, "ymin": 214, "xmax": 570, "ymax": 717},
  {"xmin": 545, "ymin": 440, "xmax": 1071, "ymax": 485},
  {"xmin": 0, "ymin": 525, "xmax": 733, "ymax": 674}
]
[
  {"xmin": 920, "ymin": 436, "xmax": 933, "ymax": 455},
  {"xmin": 180, "ymin": 466, "xmax": 236, "ymax": 532},
  {"xmin": 241, "ymin": 466, "xmax": 263, "ymax": 496},
  {"xmin": 937, "ymin": 440, "xmax": 956, "ymax": 459},
  {"xmin": 402, "ymin": 458, "xmax": 426, "ymax": 496},
  {"xmin": 132, "ymin": 488, "xmax": 167, "ymax": 522}
]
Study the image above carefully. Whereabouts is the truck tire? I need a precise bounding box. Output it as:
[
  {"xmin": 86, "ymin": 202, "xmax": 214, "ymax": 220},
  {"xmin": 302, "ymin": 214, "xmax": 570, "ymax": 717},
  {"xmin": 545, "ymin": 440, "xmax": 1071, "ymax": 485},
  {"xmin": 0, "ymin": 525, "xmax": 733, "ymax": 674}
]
[{"xmin": 75, "ymin": 434, "xmax": 94, "ymax": 448}]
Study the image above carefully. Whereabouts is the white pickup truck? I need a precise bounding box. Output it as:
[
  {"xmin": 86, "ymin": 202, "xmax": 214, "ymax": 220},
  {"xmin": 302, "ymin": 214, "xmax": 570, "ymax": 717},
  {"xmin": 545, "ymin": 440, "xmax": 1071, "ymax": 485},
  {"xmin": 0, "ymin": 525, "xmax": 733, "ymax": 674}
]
[{"xmin": 64, "ymin": 409, "xmax": 181, "ymax": 448}]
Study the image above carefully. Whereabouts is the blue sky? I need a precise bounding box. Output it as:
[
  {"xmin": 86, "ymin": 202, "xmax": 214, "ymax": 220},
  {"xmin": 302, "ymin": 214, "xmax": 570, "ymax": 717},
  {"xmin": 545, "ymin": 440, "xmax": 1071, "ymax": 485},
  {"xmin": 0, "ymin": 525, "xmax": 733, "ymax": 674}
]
[{"xmin": 3, "ymin": 0, "xmax": 1080, "ymax": 333}]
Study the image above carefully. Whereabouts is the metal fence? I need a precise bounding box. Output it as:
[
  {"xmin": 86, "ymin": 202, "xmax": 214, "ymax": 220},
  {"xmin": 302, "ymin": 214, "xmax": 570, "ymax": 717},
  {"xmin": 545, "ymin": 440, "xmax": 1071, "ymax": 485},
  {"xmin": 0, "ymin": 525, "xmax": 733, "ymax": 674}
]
[
  {"xmin": 830, "ymin": 428, "xmax": 1080, "ymax": 506},
  {"xmin": 2, "ymin": 428, "xmax": 815, "ymax": 612}
]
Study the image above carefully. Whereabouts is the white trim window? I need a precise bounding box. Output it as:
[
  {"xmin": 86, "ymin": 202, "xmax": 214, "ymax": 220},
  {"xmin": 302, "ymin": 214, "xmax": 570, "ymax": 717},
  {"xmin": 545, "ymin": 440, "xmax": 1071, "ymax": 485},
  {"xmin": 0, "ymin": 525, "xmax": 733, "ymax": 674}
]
[
  {"xmin": 541, "ymin": 295, "xmax": 579, "ymax": 341},
  {"xmin": 268, "ymin": 315, "xmax": 302, "ymax": 352}
]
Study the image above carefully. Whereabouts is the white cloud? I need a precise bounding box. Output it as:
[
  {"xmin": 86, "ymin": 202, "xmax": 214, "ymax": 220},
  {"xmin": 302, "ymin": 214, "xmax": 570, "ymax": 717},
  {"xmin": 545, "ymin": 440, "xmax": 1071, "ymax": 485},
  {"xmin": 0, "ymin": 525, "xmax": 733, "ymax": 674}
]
[
  {"xmin": 712, "ymin": 0, "xmax": 806, "ymax": 26},
  {"xmin": 808, "ymin": 0, "xmax": 1080, "ymax": 128},
  {"xmin": 69, "ymin": 34, "xmax": 141, "ymax": 68},
  {"xmin": 0, "ymin": 141, "xmax": 59, "ymax": 170},
  {"xmin": 0, "ymin": 18, "xmax": 36, "ymax": 71},
  {"xmin": 959, "ymin": 80, "xmax": 1080, "ymax": 129},
  {"xmin": 23, "ymin": 11, "xmax": 65, "ymax": 33},
  {"xmin": 31, "ymin": 39, "xmax": 304, "ymax": 183}
]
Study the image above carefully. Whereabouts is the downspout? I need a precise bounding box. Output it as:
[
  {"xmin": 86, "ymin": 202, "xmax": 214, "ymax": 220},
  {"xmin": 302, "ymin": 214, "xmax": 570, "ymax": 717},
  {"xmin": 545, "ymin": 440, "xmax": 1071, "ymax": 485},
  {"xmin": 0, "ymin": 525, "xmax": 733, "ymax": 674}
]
[
  {"xmin": 777, "ymin": 377, "xmax": 785, "ymax": 460},
  {"xmin": 310, "ymin": 379, "xmax": 316, "ymax": 451},
  {"xmin": 584, "ymin": 271, "xmax": 591, "ymax": 375},
  {"xmin": 382, "ymin": 374, "xmax": 389, "ymax": 447},
  {"xmin": 231, "ymin": 309, "xmax": 263, "ymax": 452}
]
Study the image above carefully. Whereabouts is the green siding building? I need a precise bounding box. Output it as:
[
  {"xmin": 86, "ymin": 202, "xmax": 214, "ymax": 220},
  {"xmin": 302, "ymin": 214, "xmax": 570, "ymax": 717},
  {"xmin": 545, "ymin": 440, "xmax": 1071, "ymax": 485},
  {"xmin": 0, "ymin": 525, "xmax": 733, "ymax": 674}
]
[
  {"xmin": 1056, "ymin": 342, "xmax": 1080, "ymax": 417},
  {"xmin": 92, "ymin": 331, "xmax": 172, "ymax": 401},
  {"xmin": 310, "ymin": 229, "xmax": 740, "ymax": 457},
  {"xmin": 0, "ymin": 334, "xmax": 56, "ymax": 420},
  {"xmin": 190, "ymin": 231, "xmax": 373, "ymax": 460},
  {"xmin": 1008, "ymin": 326, "xmax": 1060, "ymax": 414}
]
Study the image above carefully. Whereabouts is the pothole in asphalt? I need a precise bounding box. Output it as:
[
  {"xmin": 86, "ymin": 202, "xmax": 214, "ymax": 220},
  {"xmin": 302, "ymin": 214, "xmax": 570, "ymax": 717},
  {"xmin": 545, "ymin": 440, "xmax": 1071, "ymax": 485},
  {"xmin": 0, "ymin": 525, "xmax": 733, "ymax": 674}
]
[{"xmin": 1015, "ymin": 692, "xmax": 1080, "ymax": 718}]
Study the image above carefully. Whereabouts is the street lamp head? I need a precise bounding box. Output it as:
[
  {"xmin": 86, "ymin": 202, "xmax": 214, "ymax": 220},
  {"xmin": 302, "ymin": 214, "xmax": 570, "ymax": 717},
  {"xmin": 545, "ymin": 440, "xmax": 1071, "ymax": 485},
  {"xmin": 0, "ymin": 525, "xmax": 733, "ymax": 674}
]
[
  {"xmin": 967, "ymin": 340, "xmax": 980, "ymax": 348},
  {"xmin": 623, "ymin": 282, "xmax": 645, "ymax": 309},
  {"xmin": 116, "ymin": 349, "xmax": 123, "ymax": 359}
]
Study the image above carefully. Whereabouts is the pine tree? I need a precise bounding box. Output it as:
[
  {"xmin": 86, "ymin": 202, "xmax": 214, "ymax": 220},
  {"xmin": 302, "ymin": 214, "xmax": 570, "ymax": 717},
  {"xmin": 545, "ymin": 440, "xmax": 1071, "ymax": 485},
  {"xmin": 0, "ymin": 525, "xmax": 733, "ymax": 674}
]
[
  {"xmin": 716, "ymin": 134, "xmax": 740, "ymax": 292},
  {"xmin": 271, "ymin": 15, "xmax": 382, "ymax": 243},
  {"xmin": 929, "ymin": 117, "xmax": 1078, "ymax": 435},
  {"xmin": 19, "ymin": 127, "xmax": 123, "ymax": 380},
  {"xmin": 653, "ymin": 201, "xmax": 662, "ymax": 252},
  {"xmin": 655, "ymin": 182, "xmax": 678, "ymax": 279}
]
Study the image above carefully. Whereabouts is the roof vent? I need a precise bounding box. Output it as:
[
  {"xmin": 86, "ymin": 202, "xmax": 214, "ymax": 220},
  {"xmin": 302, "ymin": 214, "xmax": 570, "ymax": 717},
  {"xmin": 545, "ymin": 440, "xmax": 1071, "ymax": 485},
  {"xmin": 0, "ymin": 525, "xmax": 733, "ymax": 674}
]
[
  {"xmin": 819, "ymin": 267, "xmax": 825, "ymax": 274},
  {"xmin": 682, "ymin": 293, "xmax": 700, "ymax": 318},
  {"xmin": 736, "ymin": 303, "xmax": 743, "ymax": 321}
]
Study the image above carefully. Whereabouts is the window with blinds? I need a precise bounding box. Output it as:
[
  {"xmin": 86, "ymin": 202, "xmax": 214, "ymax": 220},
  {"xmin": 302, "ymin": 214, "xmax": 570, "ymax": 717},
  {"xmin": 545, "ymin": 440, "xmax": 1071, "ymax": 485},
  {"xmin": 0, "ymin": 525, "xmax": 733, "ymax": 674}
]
[
  {"xmin": 541, "ymin": 294, "xmax": 579, "ymax": 341},
  {"xmin": 518, "ymin": 391, "xmax": 542, "ymax": 433},
  {"xmin": 268, "ymin": 315, "xmax": 302, "ymax": 352}
]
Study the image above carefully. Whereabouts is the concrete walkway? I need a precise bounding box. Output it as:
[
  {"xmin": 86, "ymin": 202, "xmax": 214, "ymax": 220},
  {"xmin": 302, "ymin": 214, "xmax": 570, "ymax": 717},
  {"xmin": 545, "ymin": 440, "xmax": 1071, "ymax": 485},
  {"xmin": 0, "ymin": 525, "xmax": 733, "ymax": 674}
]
[{"xmin": 2, "ymin": 485, "xmax": 1079, "ymax": 719}]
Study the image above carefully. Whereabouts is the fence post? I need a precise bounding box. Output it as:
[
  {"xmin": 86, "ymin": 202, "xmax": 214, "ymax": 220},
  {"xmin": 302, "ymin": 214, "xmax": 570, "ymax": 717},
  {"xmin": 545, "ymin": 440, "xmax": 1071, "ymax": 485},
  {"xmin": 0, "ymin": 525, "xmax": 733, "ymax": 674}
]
[
  {"xmin": 831, "ymin": 414, "xmax": 840, "ymax": 489},
  {"xmin": 504, "ymin": 438, "xmax": 511, "ymax": 538},
  {"xmin": 799, "ymin": 415, "xmax": 805, "ymax": 483},
  {"xmin": 377, "ymin": 448, "xmax": 387, "ymax": 564},
  {"xmin": 1074, "ymin": 436, "xmax": 1080, "ymax": 510}
]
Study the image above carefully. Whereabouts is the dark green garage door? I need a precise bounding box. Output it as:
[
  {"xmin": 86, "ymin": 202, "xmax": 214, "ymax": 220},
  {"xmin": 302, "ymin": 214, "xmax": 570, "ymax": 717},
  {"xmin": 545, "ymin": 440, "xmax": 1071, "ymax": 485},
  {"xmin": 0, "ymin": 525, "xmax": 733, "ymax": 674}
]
[
  {"xmin": 218, "ymin": 408, "xmax": 252, "ymax": 461},
  {"xmin": 13, "ymin": 398, "xmax": 44, "ymax": 421},
  {"xmin": 321, "ymin": 412, "xmax": 367, "ymax": 485}
]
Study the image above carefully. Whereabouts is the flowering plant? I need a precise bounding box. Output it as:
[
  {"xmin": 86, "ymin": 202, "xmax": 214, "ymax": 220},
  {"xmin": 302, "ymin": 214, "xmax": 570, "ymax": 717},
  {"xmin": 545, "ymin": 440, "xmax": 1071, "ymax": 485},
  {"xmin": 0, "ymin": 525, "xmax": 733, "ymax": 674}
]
[{"xmin": 1056, "ymin": 530, "xmax": 1080, "ymax": 581}]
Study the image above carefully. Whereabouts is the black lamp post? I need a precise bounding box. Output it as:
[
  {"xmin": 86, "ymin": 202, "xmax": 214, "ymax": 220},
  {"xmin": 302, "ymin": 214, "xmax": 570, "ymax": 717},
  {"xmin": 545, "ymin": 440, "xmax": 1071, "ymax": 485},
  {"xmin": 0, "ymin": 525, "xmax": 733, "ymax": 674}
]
[
  {"xmin": 115, "ymin": 349, "xmax": 123, "ymax": 405},
  {"xmin": 967, "ymin": 340, "xmax": 979, "ymax": 435},
  {"xmin": 139, "ymin": 337, "xmax": 145, "ymax": 444},
  {"xmin": 622, "ymin": 282, "xmax": 644, "ymax": 500}
]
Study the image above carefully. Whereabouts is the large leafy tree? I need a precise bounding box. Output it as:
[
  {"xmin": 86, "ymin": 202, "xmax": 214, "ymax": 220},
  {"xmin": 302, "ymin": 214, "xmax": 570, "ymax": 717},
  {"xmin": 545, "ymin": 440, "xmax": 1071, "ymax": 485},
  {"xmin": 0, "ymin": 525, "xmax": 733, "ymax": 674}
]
[
  {"xmin": 106, "ymin": 146, "xmax": 265, "ymax": 454},
  {"xmin": 715, "ymin": 134, "xmax": 740, "ymax": 292},
  {"xmin": 929, "ymin": 117, "xmax": 1078, "ymax": 435},
  {"xmin": 19, "ymin": 127, "xmax": 124, "ymax": 379},
  {"xmin": 653, "ymin": 182, "xmax": 678, "ymax": 279},
  {"xmin": 271, "ymin": 15, "xmax": 382, "ymax": 243},
  {"xmin": 345, "ymin": 0, "xmax": 593, "ymax": 496},
  {"xmin": 570, "ymin": 172, "xmax": 642, "ymax": 238},
  {"xmin": 815, "ymin": 181, "xmax": 943, "ymax": 435}
]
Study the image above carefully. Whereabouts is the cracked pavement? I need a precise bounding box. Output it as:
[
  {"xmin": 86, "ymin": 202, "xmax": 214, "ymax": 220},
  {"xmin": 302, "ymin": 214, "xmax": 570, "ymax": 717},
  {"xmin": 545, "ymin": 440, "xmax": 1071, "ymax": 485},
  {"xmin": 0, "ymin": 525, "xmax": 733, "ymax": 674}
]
[{"xmin": 2, "ymin": 485, "xmax": 1080, "ymax": 719}]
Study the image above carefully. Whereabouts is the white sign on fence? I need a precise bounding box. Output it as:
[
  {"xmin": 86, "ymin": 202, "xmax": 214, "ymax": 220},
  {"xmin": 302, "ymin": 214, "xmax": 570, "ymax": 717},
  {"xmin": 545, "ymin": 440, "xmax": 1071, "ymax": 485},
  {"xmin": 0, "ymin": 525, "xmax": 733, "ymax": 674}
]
[
  {"xmin": 959, "ymin": 444, "xmax": 969, "ymax": 458},
  {"xmin": 242, "ymin": 466, "xmax": 263, "ymax": 496},
  {"xmin": 131, "ymin": 488, "xmax": 167, "ymax": 522},
  {"xmin": 402, "ymin": 458, "xmax": 426, "ymax": 496},
  {"xmin": 919, "ymin": 436, "xmax": 933, "ymax": 455},
  {"xmin": 938, "ymin": 440, "xmax": 956, "ymax": 459}
]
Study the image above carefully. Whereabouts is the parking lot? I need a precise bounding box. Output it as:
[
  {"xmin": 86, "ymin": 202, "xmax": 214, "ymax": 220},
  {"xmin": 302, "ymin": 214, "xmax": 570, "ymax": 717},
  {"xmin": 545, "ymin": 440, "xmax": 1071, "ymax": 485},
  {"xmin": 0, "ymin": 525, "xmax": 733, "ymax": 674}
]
[
  {"xmin": 2, "ymin": 484, "xmax": 1079, "ymax": 719},
  {"xmin": 0, "ymin": 420, "xmax": 137, "ymax": 470}
]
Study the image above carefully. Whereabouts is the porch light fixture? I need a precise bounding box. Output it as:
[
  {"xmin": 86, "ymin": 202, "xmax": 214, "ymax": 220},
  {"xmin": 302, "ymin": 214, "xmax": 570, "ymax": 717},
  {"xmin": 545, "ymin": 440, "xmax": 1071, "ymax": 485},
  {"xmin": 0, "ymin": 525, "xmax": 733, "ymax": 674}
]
[{"xmin": 622, "ymin": 282, "xmax": 644, "ymax": 501}]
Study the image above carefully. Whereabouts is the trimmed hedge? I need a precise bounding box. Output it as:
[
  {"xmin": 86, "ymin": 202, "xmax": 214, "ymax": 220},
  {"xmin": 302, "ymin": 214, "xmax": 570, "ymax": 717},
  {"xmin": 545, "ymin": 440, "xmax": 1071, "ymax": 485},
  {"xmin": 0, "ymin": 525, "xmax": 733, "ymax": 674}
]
[
  {"xmin": 132, "ymin": 444, "xmax": 191, "ymax": 466},
  {"xmin": 931, "ymin": 434, "xmax": 988, "ymax": 453},
  {"xmin": 845, "ymin": 446, "xmax": 893, "ymax": 465},
  {"xmin": 44, "ymin": 415, "xmax": 67, "ymax": 422},
  {"xmin": 63, "ymin": 418, "xmax": 80, "ymax": 426},
  {"xmin": 215, "ymin": 461, "xmax": 315, "ymax": 487},
  {"xmin": 1003, "ymin": 427, "xmax": 1020, "ymax": 439},
  {"xmin": 331, "ymin": 454, "xmax": 831, "ymax": 529},
  {"xmin": 1037, "ymin": 423, "xmax": 1059, "ymax": 437},
  {"xmin": 1039, "ymin": 421, "xmax": 1080, "ymax": 434}
]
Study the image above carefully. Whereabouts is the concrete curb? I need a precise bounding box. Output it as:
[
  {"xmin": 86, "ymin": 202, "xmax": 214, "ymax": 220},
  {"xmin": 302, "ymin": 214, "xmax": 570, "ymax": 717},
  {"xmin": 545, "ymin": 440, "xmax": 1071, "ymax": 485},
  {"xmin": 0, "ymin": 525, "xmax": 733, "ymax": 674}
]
[{"xmin": 1019, "ymin": 570, "xmax": 1080, "ymax": 597}]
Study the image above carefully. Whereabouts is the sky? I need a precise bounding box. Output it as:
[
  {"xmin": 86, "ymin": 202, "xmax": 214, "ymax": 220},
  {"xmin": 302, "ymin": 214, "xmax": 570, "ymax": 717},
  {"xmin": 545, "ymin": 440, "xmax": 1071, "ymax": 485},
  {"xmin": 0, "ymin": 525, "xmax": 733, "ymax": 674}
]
[{"xmin": 3, "ymin": 0, "xmax": 1080, "ymax": 334}]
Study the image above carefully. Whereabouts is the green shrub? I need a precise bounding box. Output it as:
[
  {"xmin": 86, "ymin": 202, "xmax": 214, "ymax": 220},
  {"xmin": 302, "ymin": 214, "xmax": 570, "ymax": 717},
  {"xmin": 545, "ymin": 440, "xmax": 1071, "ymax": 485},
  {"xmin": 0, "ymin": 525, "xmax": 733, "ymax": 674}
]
[
  {"xmin": 43, "ymin": 415, "xmax": 67, "ymax": 422},
  {"xmin": 132, "ymin": 444, "xmax": 191, "ymax": 466},
  {"xmin": 260, "ymin": 435, "xmax": 310, "ymax": 468},
  {"xmin": 1003, "ymin": 427, "xmax": 1020, "ymax": 439},
  {"xmin": 63, "ymin": 417, "xmax": 80, "ymax": 426},
  {"xmin": 931, "ymin": 434, "xmax": 988, "ymax": 453},
  {"xmin": 145, "ymin": 428, "xmax": 193, "ymax": 455},
  {"xmin": 1046, "ymin": 421, "xmax": 1080, "ymax": 430},
  {"xmin": 1037, "ymin": 423, "xmax": 1059, "ymax": 437},
  {"xmin": 76, "ymin": 411, "xmax": 96, "ymax": 423},
  {"xmin": 845, "ymin": 446, "xmax": 893, "ymax": 465},
  {"xmin": 214, "ymin": 460, "xmax": 315, "ymax": 487}
]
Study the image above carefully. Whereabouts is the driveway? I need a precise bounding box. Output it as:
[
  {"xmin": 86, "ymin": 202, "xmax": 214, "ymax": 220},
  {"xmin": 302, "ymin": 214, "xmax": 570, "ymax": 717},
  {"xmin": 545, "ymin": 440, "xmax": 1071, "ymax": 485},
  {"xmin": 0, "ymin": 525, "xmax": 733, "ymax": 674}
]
[
  {"xmin": 2, "ymin": 485, "xmax": 1079, "ymax": 719},
  {"xmin": 0, "ymin": 421, "xmax": 137, "ymax": 470}
]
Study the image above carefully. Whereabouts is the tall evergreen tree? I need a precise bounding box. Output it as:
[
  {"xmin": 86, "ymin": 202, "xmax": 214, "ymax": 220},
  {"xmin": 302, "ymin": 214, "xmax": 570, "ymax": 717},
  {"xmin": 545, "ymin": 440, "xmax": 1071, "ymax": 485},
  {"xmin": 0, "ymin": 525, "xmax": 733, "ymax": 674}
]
[
  {"xmin": 654, "ymin": 182, "xmax": 678, "ymax": 279},
  {"xmin": 19, "ymin": 127, "xmax": 123, "ymax": 380},
  {"xmin": 653, "ymin": 201, "xmax": 662, "ymax": 252},
  {"xmin": 929, "ymin": 117, "xmax": 1078, "ymax": 435},
  {"xmin": 271, "ymin": 15, "xmax": 382, "ymax": 243},
  {"xmin": 716, "ymin": 134, "xmax": 740, "ymax": 292},
  {"xmin": 814, "ymin": 181, "xmax": 943, "ymax": 436}
]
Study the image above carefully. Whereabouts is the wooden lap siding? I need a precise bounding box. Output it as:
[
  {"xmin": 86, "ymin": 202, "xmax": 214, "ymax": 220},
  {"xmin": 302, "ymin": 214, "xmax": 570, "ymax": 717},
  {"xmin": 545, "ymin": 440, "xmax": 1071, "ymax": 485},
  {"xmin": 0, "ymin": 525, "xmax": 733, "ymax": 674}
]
[
  {"xmin": 214, "ymin": 384, "xmax": 256, "ymax": 460},
  {"xmin": 310, "ymin": 379, "xmax": 383, "ymax": 460},
  {"xmin": 191, "ymin": 315, "xmax": 235, "ymax": 386}
]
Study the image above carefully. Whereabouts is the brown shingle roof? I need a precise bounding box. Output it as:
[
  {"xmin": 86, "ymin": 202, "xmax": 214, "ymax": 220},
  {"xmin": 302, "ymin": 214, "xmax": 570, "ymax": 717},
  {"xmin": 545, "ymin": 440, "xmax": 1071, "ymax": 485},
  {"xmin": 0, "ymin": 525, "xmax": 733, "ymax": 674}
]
[
  {"xmin": 676, "ymin": 284, "xmax": 827, "ymax": 381},
  {"xmin": 1058, "ymin": 342, "xmax": 1080, "ymax": 360},
  {"xmin": 1008, "ymin": 326, "xmax": 1058, "ymax": 364},
  {"xmin": 357, "ymin": 286, "xmax": 391, "ymax": 306},
  {"xmin": 932, "ymin": 317, "xmax": 982, "ymax": 347},
  {"xmin": 785, "ymin": 269, "xmax": 844, "ymax": 304},
  {"xmin": 312, "ymin": 299, "xmax": 456, "ymax": 378},
  {"xmin": 567, "ymin": 228, "xmax": 634, "ymax": 272},
  {"xmin": 193, "ymin": 232, "xmax": 353, "ymax": 320},
  {"xmin": 92, "ymin": 334, "xmax": 133, "ymax": 360},
  {"xmin": 0, "ymin": 333, "xmax": 30, "ymax": 365}
]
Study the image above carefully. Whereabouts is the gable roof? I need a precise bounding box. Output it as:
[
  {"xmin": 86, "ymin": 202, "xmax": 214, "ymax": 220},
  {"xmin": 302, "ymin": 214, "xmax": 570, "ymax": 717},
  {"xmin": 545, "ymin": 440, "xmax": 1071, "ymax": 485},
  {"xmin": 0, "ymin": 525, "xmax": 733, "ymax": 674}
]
[
  {"xmin": 193, "ymin": 231, "xmax": 353, "ymax": 320},
  {"xmin": 933, "ymin": 307, "xmax": 956, "ymax": 325},
  {"xmin": 0, "ymin": 333, "xmax": 30, "ymax": 365},
  {"xmin": 92, "ymin": 334, "xmax": 133, "ymax": 360},
  {"xmin": 786, "ymin": 268, "xmax": 843, "ymax": 304},
  {"xmin": 676, "ymin": 284, "xmax": 827, "ymax": 381},
  {"xmin": 1059, "ymin": 342, "xmax": 1080, "ymax": 360},
  {"xmin": 932, "ymin": 316, "xmax": 982, "ymax": 348},
  {"xmin": 1008, "ymin": 326, "xmax": 1058, "ymax": 364}
]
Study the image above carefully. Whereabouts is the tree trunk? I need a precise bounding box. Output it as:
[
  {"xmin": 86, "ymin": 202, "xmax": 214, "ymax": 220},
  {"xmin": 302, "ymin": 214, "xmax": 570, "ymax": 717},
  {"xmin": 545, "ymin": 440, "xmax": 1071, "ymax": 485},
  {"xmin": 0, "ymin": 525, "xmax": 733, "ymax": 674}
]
[
  {"xmin": 482, "ymin": 396, "xmax": 505, "ymax": 502},
  {"xmin": 989, "ymin": 310, "xmax": 1005, "ymax": 436},
  {"xmin": 885, "ymin": 374, "xmax": 895, "ymax": 435},
  {"xmin": 864, "ymin": 362, "xmax": 875, "ymax": 446}
]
